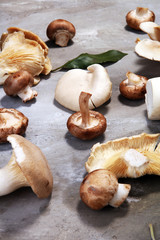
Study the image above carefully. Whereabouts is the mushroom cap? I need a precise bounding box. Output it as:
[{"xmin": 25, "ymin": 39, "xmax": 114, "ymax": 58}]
[
  {"xmin": 7, "ymin": 134, "xmax": 53, "ymax": 198},
  {"xmin": 119, "ymin": 72, "xmax": 148, "ymax": 100},
  {"xmin": 67, "ymin": 110, "xmax": 107, "ymax": 140},
  {"xmin": 47, "ymin": 19, "xmax": 76, "ymax": 40},
  {"xmin": 0, "ymin": 108, "xmax": 28, "ymax": 143},
  {"xmin": 139, "ymin": 22, "xmax": 160, "ymax": 40},
  {"xmin": 80, "ymin": 169, "xmax": 118, "ymax": 210},
  {"xmin": 126, "ymin": 7, "xmax": 155, "ymax": 30},
  {"xmin": 4, "ymin": 70, "xmax": 34, "ymax": 96}
]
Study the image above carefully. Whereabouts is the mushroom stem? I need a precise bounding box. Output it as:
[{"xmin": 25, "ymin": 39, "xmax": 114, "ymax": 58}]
[
  {"xmin": 17, "ymin": 85, "xmax": 38, "ymax": 102},
  {"xmin": 136, "ymin": 7, "xmax": 148, "ymax": 16},
  {"xmin": 55, "ymin": 30, "xmax": 70, "ymax": 47},
  {"xmin": 109, "ymin": 183, "xmax": 131, "ymax": 207},
  {"xmin": 0, "ymin": 152, "xmax": 29, "ymax": 196},
  {"xmin": 79, "ymin": 92, "xmax": 92, "ymax": 128},
  {"xmin": 126, "ymin": 72, "xmax": 141, "ymax": 85}
]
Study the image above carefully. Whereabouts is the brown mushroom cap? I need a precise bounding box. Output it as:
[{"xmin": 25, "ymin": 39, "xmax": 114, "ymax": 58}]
[
  {"xmin": 119, "ymin": 72, "xmax": 148, "ymax": 100},
  {"xmin": 80, "ymin": 169, "xmax": 118, "ymax": 210},
  {"xmin": 126, "ymin": 7, "xmax": 155, "ymax": 30},
  {"xmin": 0, "ymin": 108, "xmax": 28, "ymax": 143},
  {"xmin": 3, "ymin": 70, "xmax": 34, "ymax": 96},
  {"xmin": 7, "ymin": 134, "xmax": 53, "ymax": 198}
]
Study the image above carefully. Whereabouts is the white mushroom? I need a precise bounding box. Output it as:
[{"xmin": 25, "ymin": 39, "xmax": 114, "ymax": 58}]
[
  {"xmin": 145, "ymin": 77, "xmax": 160, "ymax": 120},
  {"xmin": 140, "ymin": 22, "xmax": 160, "ymax": 41},
  {"xmin": 55, "ymin": 64, "xmax": 112, "ymax": 111},
  {"xmin": 0, "ymin": 134, "xmax": 53, "ymax": 198}
]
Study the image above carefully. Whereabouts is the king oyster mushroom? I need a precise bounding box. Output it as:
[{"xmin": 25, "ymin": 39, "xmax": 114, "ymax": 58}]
[
  {"xmin": 0, "ymin": 27, "xmax": 52, "ymax": 85},
  {"xmin": 0, "ymin": 134, "xmax": 53, "ymax": 198},
  {"xmin": 85, "ymin": 133, "xmax": 160, "ymax": 178},
  {"xmin": 55, "ymin": 64, "xmax": 112, "ymax": 111}
]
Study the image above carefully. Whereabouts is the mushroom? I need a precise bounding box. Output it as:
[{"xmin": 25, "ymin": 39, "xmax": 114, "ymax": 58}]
[
  {"xmin": 80, "ymin": 169, "xmax": 131, "ymax": 210},
  {"xmin": 0, "ymin": 108, "xmax": 28, "ymax": 142},
  {"xmin": 0, "ymin": 134, "xmax": 53, "ymax": 198},
  {"xmin": 85, "ymin": 133, "xmax": 160, "ymax": 178},
  {"xmin": 3, "ymin": 70, "xmax": 38, "ymax": 102},
  {"xmin": 139, "ymin": 21, "xmax": 160, "ymax": 41},
  {"xmin": 119, "ymin": 71, "xmax": 148, "ymax": 100},
  {"xmin": 145, "ymin": 77, "xmax": 160, "ymax": 120},
  {"xmin": 46, "ymin": 19, "xmax": 76, "ymax": 47},
  {"xmin": 67, "ymin": 92, "xmax": 107, "ymax": 140},
  {"xmin": 55, "ymin": 64, "xmax": 112, "ymax": 111},
  {"xmin": 126, "ymin": 7, "xmax": 155, "ymax": 30}
]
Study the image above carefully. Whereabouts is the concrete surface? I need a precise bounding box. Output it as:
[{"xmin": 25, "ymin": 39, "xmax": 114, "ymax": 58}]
[{"xmin": 0, "ymin": 0, "xmax": 160, "ymax": 239}]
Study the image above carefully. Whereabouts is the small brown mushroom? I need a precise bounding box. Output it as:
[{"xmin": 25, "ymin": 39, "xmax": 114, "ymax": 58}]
[
  {"xmin": 67, "ymin": 92, "xmax": 107, "ymax": 140},
  {"xmin": 0, "ymin": 108, "xmax": 28, "ymax": 143},
  {"xmin": 46, "ymin": 19, "xmax": 76, "ymax": 47},
  {"xmin": 119, "ymin": 72, "xmax": 148, "ymax": 100},
  {"xmin": 126, "ymin": 7, "xmax": 155, "ymax": 30},
  {"xmin": 3, "ymin": 70, "xmax": 38, "ymax": 102},
  {"xmin": 80, "ymin": 169, "xmax": 131, "ymax": 210}
]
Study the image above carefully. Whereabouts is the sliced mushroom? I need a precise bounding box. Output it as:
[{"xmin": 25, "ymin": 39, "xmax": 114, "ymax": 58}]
[
  {"xmin": 119, "ymin": 72, "xmax": 148, "ymax": 100},
  {"xmin": 126, "ymin": 7, "xmax": 155, "ymax": 30},
  {"xmin": 139, "ymin": 22, "xmax": 160, "ymax": 41},
  {"xmin": 0, "ymin": 108, "xmax": 28, "ymax": 143},
  {"xmin": 85, "ymin": 133, "xmax": 160, "ymax": 178},
  {"xmin": 67, "ymin": 92, "xmax": 107, "ymax": 140},
  {"xmin": 55, "ymin": 64, "xmax": 112, "ymax": 111},
  {"xmin": 80, "ymin": 169, "xmax": 131, "ymax": 210},
  {"xmin": 0, "ymin": 134, "xmax": 53, "ymax": 198},
  {"xmin": 3, "ymin": 70, "xmax": 38, "ymax": 102},
  {"xmin": 46, "ymin": 19, "xmax": 76, "ymax": 47}
]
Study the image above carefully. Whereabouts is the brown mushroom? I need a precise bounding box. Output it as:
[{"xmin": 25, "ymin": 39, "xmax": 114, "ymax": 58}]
[
  {"xmin": 119, "ymin": 72, "xmax": 148, "ymax": 100},
  {"xmin": 126, "ymin": 7, "xmax": 155, "ymax": 30},
  {"xmin": 0, "ymin": 134, "xmax": 53, "ymax": 198},
  {"xmin": 67, "ymin": 92, "xmax": 107, "ymax": 140},
  {"xmin": 0, "ymin": 108, "xmax": 28, "ymax": 143},
  {"xmin": 46, "ymin": 19, "xmax": 76, "ymax": 47},
  {"xmin": 3, "ymin": 70, "xmax": 38, "ymax": 102},
  {"xmin": 80, "ymin": 169, "xmax": 131, "ymax": 210}
]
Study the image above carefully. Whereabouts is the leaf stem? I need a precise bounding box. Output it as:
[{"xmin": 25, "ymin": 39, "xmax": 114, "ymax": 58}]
[{"xmin": 149, "ymin": 224, "xmax": 156, "ymax": 240}]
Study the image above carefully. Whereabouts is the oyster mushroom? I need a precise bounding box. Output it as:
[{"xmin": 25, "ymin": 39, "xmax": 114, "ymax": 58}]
[
  {"xmin": 80, "ymin": 169, "xmax": 131, "ymax": 210},
  {"xmin": 46, "ymin": 19, "xmax": 76, "ymax": 47},
  {"xmin": 126, "ymin": 7, "xmax": 155, "ymax": 30},
  {"xmin": 67, "ymin": 92, "xmax": 107, "ymax": 140},
  {"xmin": 119, "ymin": 72, "xmax": 148, "ymax": 100},
  {"xmin": 0, "ymin": 134, "xmax": 53, "ymax": 198},
  {"xmin": 85, "ymin": 133, "xmax": 160, "ymax": 178},
  {"xmin": 3, "ymin": 70, "xmax": 38, "ymax": 102},
  {"xmin": 55, "ymin": 64, "xmax": 112, "ymax": 111},
  {"xmin": 0, "ymin": 108, "xmax": 28, "ymax": 142}
]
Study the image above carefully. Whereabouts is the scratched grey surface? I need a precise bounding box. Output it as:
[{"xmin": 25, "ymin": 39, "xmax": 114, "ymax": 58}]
[{"xmin": 0, "ymin": 0, "xmax": 160, "ymax": 239}]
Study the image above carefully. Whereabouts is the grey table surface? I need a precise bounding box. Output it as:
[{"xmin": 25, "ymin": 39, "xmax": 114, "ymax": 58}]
[{"xmin": 0, "ymin": 0, "xmax": 160, "ymax": 239}]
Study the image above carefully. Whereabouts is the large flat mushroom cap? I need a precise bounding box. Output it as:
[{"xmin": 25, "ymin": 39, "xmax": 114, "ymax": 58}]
[{"xmin": 7, "ymin": 134, "xmax": 53, "ymax": 198}]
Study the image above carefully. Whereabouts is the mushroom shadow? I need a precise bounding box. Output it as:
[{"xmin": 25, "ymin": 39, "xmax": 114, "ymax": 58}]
[
  {"xmin": 0, "ymin": 95, "xmax": 36, "ymax": 109},
  {"xmin": 118, "ymin": 94, "xmax": 145, "ymax": 107},
  {"xmin": 124, "ymin": 24, "xmax": 147, "ymax": 35},
  {"xmin": 45, "ymin": 39, "xmax": 74, "ymax": 49}
]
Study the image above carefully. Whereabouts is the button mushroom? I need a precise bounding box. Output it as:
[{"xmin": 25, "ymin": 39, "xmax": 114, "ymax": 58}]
[
  {"xmin": 126, "ymin": 7, "xmax": 155, "ymax": 30},
  {"xmin": 85, "ymin": 133, "xmax": 160, "ymax": 178},
  {"xmin": 80, "ymin": 169, "xmax": 131, "ymax": 210},
  {"xmin": 119, "ymin": 72, "xmax": 148, "ymax": 100},
  {"xmin": 67, "ymin": 92, "xmax": 107, "ymax": 140},
  {"xmin": 0, "ymin": 108, "xmax": 28, "ymax": 143},
  {"xmin": 55, "ymin": 64, "xmax": 112, "ymax": 111},
  {"xmin": 46, "ymin": 19, "xmax": 76, "ymax": 47},
  {"xmin": 3, "ymin": 70, "xmax": 38, "ymax": 102},
  {"xmin": 0, "ymin": 134, "xmax": 53, "ymax": 198}
]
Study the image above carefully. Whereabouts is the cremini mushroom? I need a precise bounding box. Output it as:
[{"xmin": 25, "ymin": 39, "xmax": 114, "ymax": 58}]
[
  {"xmin": 80, "ymin": 169, "xmax": 131, "ymax": 210},
  {"xmin": 139, "ymin": 22, "xmax": 160, "ymax": 41},
  {"xmin": 55, "ymin": 64, "xmax": 112, "ymax": 111},
  {"xmin": 126, "ymin": 7, "xmax": 155, "ymax": 30},
  {"xmin": 67, "ymin": 92, "xmax": 107, "ymax": 140},
  {"xmin": 0, "ymin": 134, "xmax": 53, "ymax": 198},
  {"xmin": 0, "ymin": 27, "xmax": 52, "ymax": 84},
  {"xmin": 145, "ymin": 77, "xmax": 160, "ymax": 120},
  {"xmin": 85, "ymin": 133, "xmax": 160, "ymax": 178},
  {"xmin": 46, "ymin": 19, "xmax": 76, "ymax": 47},
  {"xmin": 119, "ymin": 72, "xmax": 148, "ymax": 100},
  {"xmin": 3, "ymin": 70, "xmax": 38, "ymax": 102},
  {"xmin": 0, "ymin": 108, "xmax": 28, "ymax": 142}
]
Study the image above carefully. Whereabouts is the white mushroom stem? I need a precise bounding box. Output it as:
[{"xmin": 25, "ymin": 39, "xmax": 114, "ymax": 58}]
[
  {"xmin": 126, "ymin": 72, "xmax": 141, "ymax": 85},
  {"xmin": 136, "ymin": 7, "xmax": 149, "ymax": 17},
  {"xmin": 0, "ymin": 152, "xmax": 29, "ymax": 196},
  {"xmin": 79, "ymin": 92, "xmax": 92, "ymax": 128},
  {"xmin": 109, "ymin": 183, "xmax": 131, "ymax": 208},
  {"xmin": 55, "ymin": 30, "xmax": 70, "ymax": 47},
  {"xmin": 18, "ymin": 85, "xmax": 38, "ymax": 102}
]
